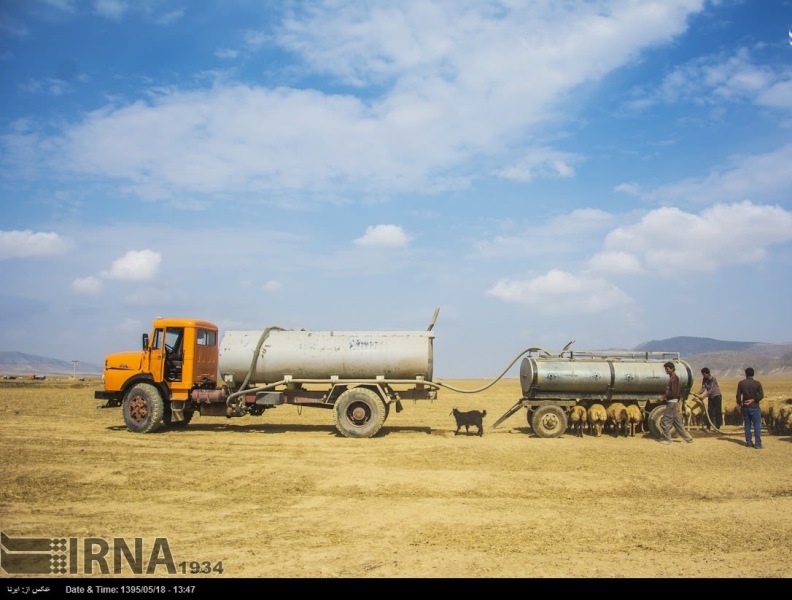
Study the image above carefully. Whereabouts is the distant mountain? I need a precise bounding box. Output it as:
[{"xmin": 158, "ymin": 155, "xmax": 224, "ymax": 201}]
[
  {"xmin": 0, "ymin": 352, "xmax": 103, "ymax": 377},
  {"xmin": 633, "ymin": 336, "xmax": 757, "ymax": 355},
  {"xmin": 632, "ymin": 338, "xmax": 792, "ymax": 378}
]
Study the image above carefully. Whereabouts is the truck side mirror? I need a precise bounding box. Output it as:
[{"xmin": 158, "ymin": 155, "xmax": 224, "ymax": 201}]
[{"xmin": 142, "ymin": 333, "xmax": 149, "ymax": 350}]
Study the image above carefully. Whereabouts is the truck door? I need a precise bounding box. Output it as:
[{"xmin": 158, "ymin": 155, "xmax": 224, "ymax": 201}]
[
  {"xmin": 147, "ymin": 327, "xmax": 185, "ymax": 383},
  {"xmin": 164, "ymin": 327, "xmax": 184, "ymax": 382},
  {"xmin": 148, "ymin": 327, "xmax": 166, "ymax": 382}
]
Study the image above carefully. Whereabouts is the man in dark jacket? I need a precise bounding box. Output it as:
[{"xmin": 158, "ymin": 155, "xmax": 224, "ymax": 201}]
[
  {"xmin": 736, "ymin": 367, "xmax": 764, "ymax": 449},
  {"xmin": 657, "ymin": 362, "xmax": 694, "ymax": 444}
]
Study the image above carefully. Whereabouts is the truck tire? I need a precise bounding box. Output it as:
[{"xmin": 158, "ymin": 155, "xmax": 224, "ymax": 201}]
[
  {"xmin": 647, "ymin": 405, "xmax": 678, "ymax": 439},
  {"xmin": 531, "ymin": 405, "xmax": 567, "ymax": 438},
  {"xmin": 122, "ymin": 383, "xmax": 165, "ymax": 434},
  {"xmin": 334, "ymin": 388, "xmax": 387, "ymax": 438}
]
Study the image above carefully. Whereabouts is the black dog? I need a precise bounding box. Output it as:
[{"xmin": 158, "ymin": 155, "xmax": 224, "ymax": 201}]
[{"xmin": 451, "ymin": 408, "xmax": 487, "ymax": 437}]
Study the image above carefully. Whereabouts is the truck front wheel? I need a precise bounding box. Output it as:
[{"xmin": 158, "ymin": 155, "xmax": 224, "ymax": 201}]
[
  {"xmin": 334, "ymin": 388, "xmax": 387, "ymax": 438},
  {"xmin": 531, "ymin": 405, "xmax": 568, "ymax": 438},
  {"xmin": 123, "ymin": 383, "xmax": 165, "ymax": 434}
]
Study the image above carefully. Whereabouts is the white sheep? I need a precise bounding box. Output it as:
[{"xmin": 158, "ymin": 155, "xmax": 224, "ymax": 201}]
[
  {"xmin": 606, "ymin": 402, "xmax": 629, "ymax": 437},
  {"xmin": 684, "ymin": 397, "xmax": 705, "ymax": 430},
  {"xmin": 569, "ymin": 405, "xmax": 588, "ymax": 437},
  {"xmin": 723, "ymin": 404, "xmax": 743, "ymax": 426},
  {"xmin": 775, "ymin": 405, "xmax": 792, "ymax": 436},
  {"xmin": 625, "ymin": 403, "xmax": 643, "ymax": 437},
  {"xmin": 588, "ymin": 404, "xmax": 607, "ymax": 438}
]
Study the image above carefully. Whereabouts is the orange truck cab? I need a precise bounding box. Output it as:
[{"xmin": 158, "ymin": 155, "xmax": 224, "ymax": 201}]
[{"xmin": 95, "ymin": 318, "xmax": 219, "ymax": 432}]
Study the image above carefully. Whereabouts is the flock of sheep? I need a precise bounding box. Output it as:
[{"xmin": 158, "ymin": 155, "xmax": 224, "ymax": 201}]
[
  {"xmin": 564, "ymin": 396, "xmax": 792, "ymax": 438},
  {"xmin": 734, "ymin": 399, "xmax": 792, "ymax": 436},
  {"xmin": 567, "ymin": 401, "xmax": 645, "ymax": 437},
  {"xmin": 567, "ymin": 402, "xmax": 641, "ymax": 437}
]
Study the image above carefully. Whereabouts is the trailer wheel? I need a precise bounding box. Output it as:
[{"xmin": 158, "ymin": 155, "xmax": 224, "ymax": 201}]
[
  {"xmin": 531, "ymin": 405, "xmax": 567, "ymax": 438},
  {"xmin": 122, "ymin": 383, "xmax": 165, "ymax": 434},
  {"xmin": 647, "ymin": 405, "xmax": 678, "ymax": 439},
  {"xmin": 334, "ymin": 388, "xmax": 387, "ymax": 438}
]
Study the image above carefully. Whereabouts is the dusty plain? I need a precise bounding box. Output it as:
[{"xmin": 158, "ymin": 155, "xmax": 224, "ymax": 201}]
[{"xmin": 1, "ymin": 376, "xmax": 791, "ymax": 581}]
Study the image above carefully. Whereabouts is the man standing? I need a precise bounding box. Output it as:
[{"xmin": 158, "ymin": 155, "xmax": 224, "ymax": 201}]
[
  {"xmin": 696, "ymin": 367, "xmax": 723, "ymax": 431},
  {"xmin": 657, "ymin": 361, "xmax": 694, "ymax": 444},
  {"xmin": 736, "ymin": 367, "xmax": 764, "ymax": 449}
]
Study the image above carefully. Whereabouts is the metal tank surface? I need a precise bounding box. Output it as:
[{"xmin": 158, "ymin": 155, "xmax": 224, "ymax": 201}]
[
  {"xmin": 219, "ymin": 329, "xmax": 435, "ymax": 385},
  {"xmin": 519, "ymin": 352, "xmax": 692, "ymax": 402}
]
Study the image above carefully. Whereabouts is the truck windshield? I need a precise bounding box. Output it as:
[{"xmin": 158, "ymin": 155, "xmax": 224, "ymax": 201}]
[{"xmin": 165, "ymin": 328, "xmax": 183, "ymax": 355}]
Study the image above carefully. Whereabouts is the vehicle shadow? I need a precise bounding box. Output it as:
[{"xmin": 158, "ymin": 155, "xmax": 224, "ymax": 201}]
[{"xmin": 106, "ymin": 422, "xmax": 433, "ymax": 437}]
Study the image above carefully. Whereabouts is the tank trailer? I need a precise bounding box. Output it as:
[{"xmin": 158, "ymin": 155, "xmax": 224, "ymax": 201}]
[
  {"xmin": 491, "ymin": 347, "xmax": 694, "ymax": 438},
  {"xmin": 95, "ymin": 311, "xmax": 694, "ymax": 438}
]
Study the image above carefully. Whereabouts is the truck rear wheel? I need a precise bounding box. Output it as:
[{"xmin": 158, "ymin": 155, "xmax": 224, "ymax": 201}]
[
  {"xmin": 122, "ymin": 383, "xmax": 165, "ymax": 434},
  {"xmin": 334, "ymin": 388, "xmax": 387, "ymax": 438},
  {"xmin": 531, "ymin": 405, "xmax": 567, "ymax": 438}
]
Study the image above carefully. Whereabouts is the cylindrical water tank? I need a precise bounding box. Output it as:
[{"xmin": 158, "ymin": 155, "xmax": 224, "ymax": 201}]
[
  {"xmin": 519, "ymin": 356, "xmax": 692, "ymax": 400},
  {"xmin": 219, "ymin": 329, "xmax": 435, "ymax": 385}
]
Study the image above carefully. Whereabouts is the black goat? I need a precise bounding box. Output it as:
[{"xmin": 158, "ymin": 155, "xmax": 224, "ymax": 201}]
[{"xmin": 451, "ymin": 408, "xmax": 487, "ymax": 437}]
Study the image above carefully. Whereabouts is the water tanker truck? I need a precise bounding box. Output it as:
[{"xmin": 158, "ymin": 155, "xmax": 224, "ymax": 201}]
[
  {"xmin": 95, "ymin": 311, "xmax": 696, "ymax": 438},
  {"xmin": 96, "ymin": 312, "xmax": 440, "ymax": 438}
]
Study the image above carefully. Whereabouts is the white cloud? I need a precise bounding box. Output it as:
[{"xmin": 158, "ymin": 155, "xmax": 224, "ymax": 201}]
[
  {"xmin": 0, "ymin": 230, "xmax": 72, "ymax": 259},
  {"xmin": 640, "ymin": 144, "xmax": 792, "ymax": 205},
  {"xmin": 152, "ymin": 9, "xmax": 184, "ymax": 26},
  {"xmin": 628, "ymin": 47, "xmax": 792, "ymax": 114},
  {"xmin": 614, "ymin": 182, "xmax": 641, "ymax": 195},
  {"xmin": 38, "ymin": 0, "xmax": 76, "ymax": 15},
  {"xmin": 244, "ymin": 30, "xmax": 269, "ymax": 49},
  {"xmin": 354, "ymin": 224, "xmax": 411, "ymax": 248},
  {"xmin": 93, "ymin": 0, "xmax": 128, "ymax": 20},
  {"xmin": 262, "ymin": 280, "xmax": 282, "ymax": 291},
  {"xmin": 756, "ymin": 78, "xmax": 792, "ymax": 111},
  {"xmin": 278, "ymin": 2, "xmax": 701, "ymax": 87},
  {"xmin": 19, "ymin": 77, "xmax": 74, "ymax": 97},
  {"xmin": 72, "ymin": 276, "xmax": 102, "ymax": 295},
  {"xmin": 4, "ymin": 2, "xmax": 709, "ymax": 204},
  {"xmin": 586, "ymin": 251, "xmax": 645, "ymax": 275},
  {"xmin": 494, "ymin": 148, "xmax": 580, "ymax": 182},
  {"xmin": 0, "ymin": 15, "xmax": 30, "ymax": 37},
  {"xmin": 473, "ymin": 208, "xmax": 615, "ymax": 259},
  {"xmin": 486, "ymin": 269, "xmax": 632, "ymax": 315},
  {"xmin": 602, "ymin": 201, "xmax": 792, "ymax": 275},
  {"xmin": 214, "ymin": 48, "xmax": 239, "ymax": 59},
  {"xmin": 101, "ymin": 249, "xmax": 161, "ymax": 282}
]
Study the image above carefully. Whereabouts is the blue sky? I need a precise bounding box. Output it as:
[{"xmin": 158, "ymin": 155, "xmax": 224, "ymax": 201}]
[{"xmin": 1, "ymin": 0, "xmax": 791, "ymax": 378}]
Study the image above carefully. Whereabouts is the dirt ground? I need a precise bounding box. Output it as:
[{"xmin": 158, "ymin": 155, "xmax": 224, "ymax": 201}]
[{"xmin": 1, "ymin": 377, "xmax": 791, "ymax": 581}]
